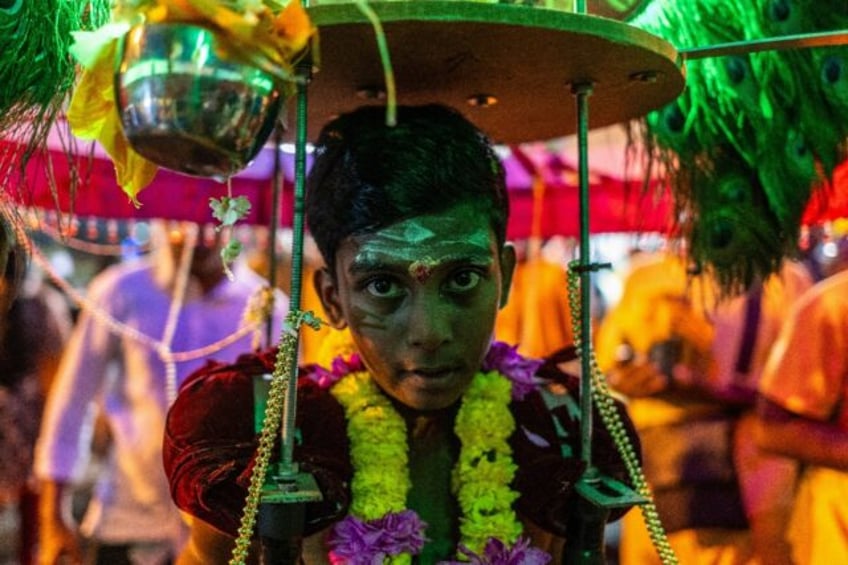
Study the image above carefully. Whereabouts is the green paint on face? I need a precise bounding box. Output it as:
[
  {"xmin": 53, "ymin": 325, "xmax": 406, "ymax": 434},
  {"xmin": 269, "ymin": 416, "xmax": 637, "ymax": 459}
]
[
  {"xmin": 351, "ymin": 203, "xmax": 492, "ymax": 270},
  {"xmin": 329, "ymin": 203, "xmax": 509, "ymax": 411}
]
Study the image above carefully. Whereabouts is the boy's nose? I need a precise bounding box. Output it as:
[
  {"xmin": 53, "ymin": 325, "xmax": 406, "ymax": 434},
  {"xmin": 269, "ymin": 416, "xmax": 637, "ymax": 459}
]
[{"xmin": 404, "ymin": 293, "xmax": 453, "ymax": 351}]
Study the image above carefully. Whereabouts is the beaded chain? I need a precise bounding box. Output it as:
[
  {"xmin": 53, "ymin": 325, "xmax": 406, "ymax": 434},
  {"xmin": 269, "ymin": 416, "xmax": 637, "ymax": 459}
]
[
  {"xmin": 229, "ymin": 309, "xmax": 324, "ymax": 565},
  {"xmin": 158, "ymin": 222, "xmax": 197, "ymax": 403},
  {"xmin": 566, "ymin": 261, "xmax": 679, "ymax": 565}
]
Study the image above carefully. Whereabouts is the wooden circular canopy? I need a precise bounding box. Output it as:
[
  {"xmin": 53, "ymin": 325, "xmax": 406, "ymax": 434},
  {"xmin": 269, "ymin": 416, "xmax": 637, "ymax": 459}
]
[{"xmin": 290, "ymin": 2, "xmax": 685, "ymax": 144}]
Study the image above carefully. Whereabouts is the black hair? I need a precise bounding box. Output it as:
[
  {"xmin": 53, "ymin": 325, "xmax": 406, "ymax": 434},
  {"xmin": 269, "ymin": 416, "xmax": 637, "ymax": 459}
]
[{"xmin": 305, "ymin": 104, "xmax": 509, "ymax": 271}]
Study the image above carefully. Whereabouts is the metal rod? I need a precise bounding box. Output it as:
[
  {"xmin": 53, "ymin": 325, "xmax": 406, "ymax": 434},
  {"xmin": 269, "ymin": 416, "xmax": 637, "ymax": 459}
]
[
  {"xmin": 573, "ymin": 81, "xmax": 594, "ymax": 467},
  {"xmin": 266, "ymin": 127, "xmax": 284, "ymax": 348},
  {"xmin": 681, "ymin": 29, "xmax": 848, "ymax": 60},
  {"xmin": 575, "ymin": 0, "xmax": 594, "ymax": 477},
  {"xmin": 279, "ymin": 66, "xmax": 311, "ymax": 473}
]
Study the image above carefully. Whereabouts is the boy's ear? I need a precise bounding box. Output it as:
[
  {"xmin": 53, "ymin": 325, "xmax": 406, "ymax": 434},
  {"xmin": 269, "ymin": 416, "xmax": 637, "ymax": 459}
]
[
  {"xmin": 499, "ymin": 243, "xmax": 517, "ymax": 309},
  {"xmin": 313, "ymin": 267, "xmax": 348, "ymax": 329}
]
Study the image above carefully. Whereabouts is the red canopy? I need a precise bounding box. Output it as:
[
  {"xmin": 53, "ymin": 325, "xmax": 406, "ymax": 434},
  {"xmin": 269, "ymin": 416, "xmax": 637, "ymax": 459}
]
[
  {"xmin": 11, "ymin": 130, "xmax": 846, "ymax": 238},
  {"xmin": 4, "ymin": 135, "xmax": 676, "ymax": 239},
  {"xmin": 802, "ymin": 160, "xmax": 848, "ymax": 226},
  {"xmin": 4, "ymin": 141, "xmax": 289, "ymax": 227}
]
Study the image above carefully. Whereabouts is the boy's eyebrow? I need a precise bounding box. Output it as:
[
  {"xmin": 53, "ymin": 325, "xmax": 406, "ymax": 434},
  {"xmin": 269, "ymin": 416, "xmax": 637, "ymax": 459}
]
[
  {"xmin": 348, "ymin": 252, "xmax": 494, "ymax": 275},
  {"xmin": 348, "ymin": 257, "xmax": 394, "ymax": 275}
]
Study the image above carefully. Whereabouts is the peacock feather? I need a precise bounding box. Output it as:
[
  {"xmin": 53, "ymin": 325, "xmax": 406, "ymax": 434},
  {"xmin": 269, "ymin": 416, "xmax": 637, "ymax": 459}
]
[{"xmin": 630, "ymin": 0, "xmax": 848, "ymax": 293}]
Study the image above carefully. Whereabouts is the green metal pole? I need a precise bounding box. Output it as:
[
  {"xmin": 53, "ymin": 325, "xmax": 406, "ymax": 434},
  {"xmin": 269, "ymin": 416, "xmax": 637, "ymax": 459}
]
[
  {"xmin": 279, "ymin": 66, "xmax": 310, "ymax": 474},
  {"xmin": 266, "ymin": 127, "xmax": 284, "ymax": 349},
  {"xmin": 573, "ymin": 81, "xmax": 595, "ymax": 467}
]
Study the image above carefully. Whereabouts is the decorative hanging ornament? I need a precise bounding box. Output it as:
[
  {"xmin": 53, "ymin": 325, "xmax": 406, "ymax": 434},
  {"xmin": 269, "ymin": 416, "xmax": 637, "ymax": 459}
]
[
  {"xmin": 86, "ymin": 217, "xmax": 99, "ymax": 240},
  {"xmin": 115, "ymin": 22, "xmax": 283, "ymax": 180},
  {"xmin": 67, "ymin": 0, "xmax": 316, "ymax": 205}
]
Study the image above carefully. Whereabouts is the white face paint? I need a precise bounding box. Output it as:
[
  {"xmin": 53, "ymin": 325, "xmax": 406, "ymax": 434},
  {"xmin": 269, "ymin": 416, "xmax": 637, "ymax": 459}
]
[{"xmin": 351, "ymin": 203, "xmax": 494, "ymax": 272}]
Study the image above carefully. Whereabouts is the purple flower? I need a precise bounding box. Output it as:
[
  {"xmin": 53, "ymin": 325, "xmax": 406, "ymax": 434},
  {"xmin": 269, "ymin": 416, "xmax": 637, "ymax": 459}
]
[
  {"xmin": 306, "ymin": 353, "xmax": 365, "ymax": 389},
  {"xmin": 482, "ymin": 341, "xmax": 545, "ymax": 400},
  {"xmin": 441, "ymin": 537, "xmax": 551, "ymax": 565},
  {"xmin": 328, "ymin": 510, "xmax": 428, "ymax": 564}
]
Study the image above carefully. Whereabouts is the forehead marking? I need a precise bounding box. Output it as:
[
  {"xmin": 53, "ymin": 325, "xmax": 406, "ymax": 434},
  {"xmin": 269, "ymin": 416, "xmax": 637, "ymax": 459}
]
[
  {"xmin": 348, "ymin": 208, "xmax": 496, "ymax": 276},
  {"xmin": 408, "ymin": 256, "xmax": 439, "ymax": 283}
]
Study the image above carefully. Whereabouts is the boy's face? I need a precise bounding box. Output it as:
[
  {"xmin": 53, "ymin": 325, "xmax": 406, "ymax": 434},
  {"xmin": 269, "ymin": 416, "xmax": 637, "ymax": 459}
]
[{"xmin": 316, "ymin": 203, "xmax": 515, "ymax": 411}]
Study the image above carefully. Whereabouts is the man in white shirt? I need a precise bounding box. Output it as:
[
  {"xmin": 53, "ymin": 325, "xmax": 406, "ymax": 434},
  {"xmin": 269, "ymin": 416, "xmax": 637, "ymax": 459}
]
[{"xmin": 35, "ymin": 222, "xmax": 287, "ymax": 565}]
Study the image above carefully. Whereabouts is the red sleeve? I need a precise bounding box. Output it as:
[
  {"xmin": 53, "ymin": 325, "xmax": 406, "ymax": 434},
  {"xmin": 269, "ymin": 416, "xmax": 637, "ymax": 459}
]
[
  {"xmin": 163, "ymin": 349, "xmax": 353, "ymax": 538},
  {"xmin": 163, "ymin": 353, "xmax": 269, "ymax": 536}
]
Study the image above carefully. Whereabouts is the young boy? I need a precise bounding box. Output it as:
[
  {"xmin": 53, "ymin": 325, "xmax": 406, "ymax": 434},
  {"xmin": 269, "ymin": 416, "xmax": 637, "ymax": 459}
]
[{"xmin": 164, "ymin": 104, "xmax": 639, "ymax": 563}]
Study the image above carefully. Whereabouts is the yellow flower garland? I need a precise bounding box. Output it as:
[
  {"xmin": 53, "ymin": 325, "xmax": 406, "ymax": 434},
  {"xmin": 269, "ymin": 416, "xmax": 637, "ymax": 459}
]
[{"xmin": 330, "ymin": 369, "xmax": 524, "ymax": 562}]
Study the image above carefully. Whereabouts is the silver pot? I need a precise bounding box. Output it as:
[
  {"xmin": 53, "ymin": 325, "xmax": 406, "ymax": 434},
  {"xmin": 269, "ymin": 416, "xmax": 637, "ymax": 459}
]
[{"xmin": 115, "ymin": 23, "xmax": 283, "ymax": 179}]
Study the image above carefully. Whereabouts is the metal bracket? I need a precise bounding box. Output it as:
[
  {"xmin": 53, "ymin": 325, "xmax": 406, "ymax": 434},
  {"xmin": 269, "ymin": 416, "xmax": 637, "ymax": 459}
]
[
  {"xmin": 576, "ymin": 468, "xmax": 648, "ymax": 509},
  {"xmin": 570, "ymin": 261, "xmax": 612, "ymax": 274},
  {"xmin": 261, "ymin": 467, "xmax": 323, "ymax": 505}
]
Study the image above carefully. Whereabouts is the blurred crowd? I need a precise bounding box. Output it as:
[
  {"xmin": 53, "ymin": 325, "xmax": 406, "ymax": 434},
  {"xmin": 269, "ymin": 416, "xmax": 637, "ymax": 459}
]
[{"xmin": 2, "ymin": 209, "xmax": 848, "ymax": 564}]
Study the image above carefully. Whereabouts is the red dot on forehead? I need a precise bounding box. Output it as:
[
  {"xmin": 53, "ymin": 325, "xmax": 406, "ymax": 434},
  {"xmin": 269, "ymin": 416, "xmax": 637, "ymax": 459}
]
[{"xmin": 408, "ymin": 257, "xmax": 438, "ymax": 283}]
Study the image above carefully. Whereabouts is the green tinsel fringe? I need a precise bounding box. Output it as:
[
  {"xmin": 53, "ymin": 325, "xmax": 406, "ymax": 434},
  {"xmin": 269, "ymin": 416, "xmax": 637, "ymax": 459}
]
[
  {"xmin": 630, "ymin": 0, "xmax": 848, "ymax": 293},
  {"xmin": 0, "ymin": 0, "xmax": 110, "ymax": 174}
]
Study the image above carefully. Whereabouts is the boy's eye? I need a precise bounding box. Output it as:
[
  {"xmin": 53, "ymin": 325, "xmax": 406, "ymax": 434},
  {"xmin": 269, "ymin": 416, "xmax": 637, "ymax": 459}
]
[
  {"xmin": 444, "ymin": 270, "xmax": 482, "ymax": 293},
  {"xmin": 365, "ymin": 277, "xmax": 404, "ymax": 298}
]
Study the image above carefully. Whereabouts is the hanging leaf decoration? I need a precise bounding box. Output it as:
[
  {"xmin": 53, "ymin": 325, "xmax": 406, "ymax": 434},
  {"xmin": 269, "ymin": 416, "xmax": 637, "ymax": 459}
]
[{"xmin": 210, "ymin": 195, "xmax": 253, "ymax": 228}]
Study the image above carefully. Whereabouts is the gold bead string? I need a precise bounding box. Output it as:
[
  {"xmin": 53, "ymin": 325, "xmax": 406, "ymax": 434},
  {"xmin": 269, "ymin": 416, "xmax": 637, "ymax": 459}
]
[
  {"xmin": 229, "ymin": 309, "xmax": 324, "ymax": 565},
  {"xmin": 566, "ymin": 262, "xmax": 678, "ymax": 565},
  {"xmin": 159, "ymin": 222, "xmax": 197, "ymax": 403}
]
